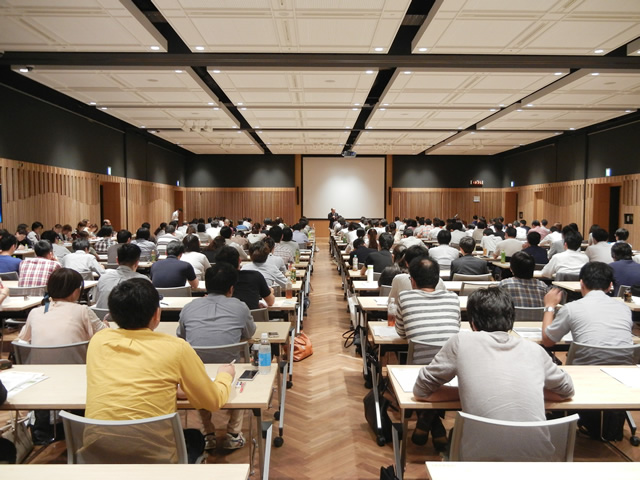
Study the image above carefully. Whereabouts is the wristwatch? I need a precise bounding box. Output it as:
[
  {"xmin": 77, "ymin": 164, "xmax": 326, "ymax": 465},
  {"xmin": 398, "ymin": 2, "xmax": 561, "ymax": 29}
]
[{"xmin": 544, "ymin": 306, "xmax": 555, "ymax": 313}]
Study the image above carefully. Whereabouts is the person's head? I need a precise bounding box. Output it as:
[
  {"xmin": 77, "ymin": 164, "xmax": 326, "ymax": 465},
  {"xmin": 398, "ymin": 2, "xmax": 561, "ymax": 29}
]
[
  {"xmin": 263, "ymin": 236, "xmax": 275, "ymax": 252},
  {"xmin": 409, "ymin": 257, "xmax": 440, "ymax": 289},
  {"xmin": 353, "ymin": 238, "xmax": 365, "ymax": 250},
  {"xmin": 205, "ymin": 235, "xmax": 226, "ymax": 252},
  {"xmin": 436, "ymin": 230, "xmax": 451, "ymax": 245},
  {"xmin": 494, "ymin": 223, "xmax": 503, "ymax": 232},
  {"xmin": 467, "ymin": 286, "xmax": 515, "ymax": 332},
  {"xmin": 526, "ymin": 231, "xmax": 541, "ymax": 246},
  {"xmin": 403, "ymin": 228, "xmax": 414, "ymax": 237},
  {"xmin": 404, "ymin": 245, "xmax": 430, "ymax": 267},
  {"xmin": 355, "ymin": 228, "xmax": 365, "ymax": 239},
  {"xmin": 458, "ymin": 236, "xmax": 476, "ymax": 255},
  {"xmin": 166, "ymin": 240, "xmax": 184, "ymax": 257},
  {"xmin": 483, "ymin": 228, "xmax": 493, "ymax": 237},
  {"xmin": 611, "ymin": 242, "xmax": 633, "ymax": 261},
  {"xmin": 72, "ymin": 239, "xmax": 90, "ymax": 252},
  {"xmin": 33, "ymin": 240, "xmax": 53, "ymax": 259},
  {"xmin": 136, "ymin": 227, "xmax": 151, "ymax": 241},
  {"xmin": 117, "ymin": 243, "xmax": 141, "ymax": 267},
  {"xmin": 116, "ymin": 229, "xmax": 132, "ymax": 244},
  {"xmin": 220, "ymin": 226, "xmax": 232, "ymax": 239},
  {"xmin": 62, "ymin": 224, "xmax": 73, "ymax": 235},
  {"xmin": 253, "ymin": 223, "xmax": 263, "ymax": 235},
  {"xmin": 510, "ymin": 251, "xmax": 535, "ymax": 279},
  {"xmin": 186, "ymin": 225, "xmax": 196, "ymax": 235},
  {"xmin": 96, "ymin": 226, "xmax": 113, "ymax": 238},
  {"xmin": 182, "ymin": 234, "xmax": 200, "ymax": 253},
  {"xmin": 392, "ymin": 244, "xmax": 407, "ymax": 265},
  {"xmin": 505, "ymin": 226, "xmax": 517, "ymax": 238},
  {"xmin": 205, "ymin": 262, "xmax": 238, "ymax": 295},
  {"xmin": 31, "ymin": 221, "xmax": 44, "ymax": 233},
  {"xmin": 164, "ymin": 224, "xmax": 176, "ymax": 235},
  {"xmin": 592, "ymin": 228, "xmax": 609, "ymax": 243},
  {"xmin": 378, "ymin": 232, "xmax": 393, "ymax": 251},
  {"xmin": 531, "ymin": 220, "xmax": 540, "ymax": 227},
  {"xmin": 563, "ymin": 230, "xmax": 583, "ymax": 251},
  {"xmin": 40, "ymin": 230, "xmax": 59, "ymax": 245},
  {"xmin": 53, "ymin": 224, "xmax": 62, "ymax": 232},
  {"xmin": 249, "ymin": 241, "xmax": 270, "ymax": 263},
  {"xmin": 0, "ymin": 234, "xmax": 17, "ymax": 252},
  {"xmin": 214, "ymin": 245, "xmax": 241, "ymax": 269},
  {"xmin": 615, "ymin": 228, "xmax": 629, "ymax": 242},
  {"xmin": 47, "ymin": 267, "xmax": 84, "ymax": 301},
  {"xmin": 197, "ymin": 223, "xmax": 206, "ymax": 233},
  {"xmin": 108, "ymin": 278, "xmax": 160, "ymax": 329},
  {"xmin": 269, "ymin": 225, "xmax": 283, "ymax": 242},
  {"xmin": 579, "ymin": 261, "xmax": 614, "ymax": 292},
  {"xmin": 541, "ymin": 219, "xmax": 548, "ymax": 227},
  {"xmin": 282, "ymin": 227, "xmax": 293, "ymax": 242}
]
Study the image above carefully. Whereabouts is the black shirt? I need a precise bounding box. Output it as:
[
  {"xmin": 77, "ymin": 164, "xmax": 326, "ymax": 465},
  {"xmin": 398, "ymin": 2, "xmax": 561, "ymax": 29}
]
[
  {"xmin": 150, "ymin": 256, "xmax": 197, "ymax": 288},
  {"xmin": 522, "ymin": 246, "xmax": 549, "ymax": 265},
  {"xmin": 365, "ymin": 250, "xmax": 393, "ymax": 273},
  {"xmin": 233, "ymin": 270, "xmax": 272, "ymax": 310}
]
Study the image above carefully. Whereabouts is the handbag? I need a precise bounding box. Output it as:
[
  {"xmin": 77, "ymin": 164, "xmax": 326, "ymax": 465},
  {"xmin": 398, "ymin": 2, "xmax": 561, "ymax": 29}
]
[
  {"xmin": 283, "ymin": 331, "xmax": 313, "ymax": 362},
  {"xmin": 1, "ymin": 415, "xmax": 34, "ymax": 463}
]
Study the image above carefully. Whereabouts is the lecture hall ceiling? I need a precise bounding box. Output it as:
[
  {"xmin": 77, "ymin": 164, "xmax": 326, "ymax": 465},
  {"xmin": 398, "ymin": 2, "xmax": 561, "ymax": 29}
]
[{"xmin": 1, "ymin": 0, "xmax": 640, "ymax": 156}]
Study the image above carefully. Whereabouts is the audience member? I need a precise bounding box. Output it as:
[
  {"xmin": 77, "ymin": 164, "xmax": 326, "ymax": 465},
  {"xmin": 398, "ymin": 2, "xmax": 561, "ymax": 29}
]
[
  {"xmin": 181, "ymin": 234, "xmax": 211, "ymax": 280},
  {"xmin": 61, "ymin": 239, "xmax": 104, "ymax": 277},
  {"xmin": 18, "ymin": 240, "xmax": 61, "ymax": 287},
  {"xmin": 94, "ymin": 243, "xmax": 150, "ymax": 309},
  {"xmin": 499, "ymin": 251, "xmax": 548, "ymax": 308},
  {"xmin": 609, "ymin": 242, "xmax": 640, "ymax": 296},
  {"xmin": 585, "ymin": 228, "xmax": 613, "ymax": 263},
  {"xmin": 427, "ymin": 230, "xmax": 459, "ymax": 269},
  {"xmin": 241, "ymin": 241, "xmax": 287, "ymax": 288},
  {"xmin": 522, "ymin": 231, "xmax": 548, "ymax": 265},
  {"xmin": 150, "ymin": 241, "xmax": 198, "ymax": 289},
  {"xmin": 450, "ymin": 237, "xmax": 489, "ymax": 276},
  {"xmin": 540, "ymin": 229, "xmax": 587, "ymax": 278},
  {"xmin": 215, "ymin": 246, "xmax": 274, "ymax": 309},
  {"xmin": 132, "ymin": 227, "xmax": 158, "ymax": 261},
  {"xmin": 492, "ymin": 226, "xmax": 523, "ymax": 260},
  {"xmin": 0, "ymin": 234, "xmax": 21, "ymax": 274}
]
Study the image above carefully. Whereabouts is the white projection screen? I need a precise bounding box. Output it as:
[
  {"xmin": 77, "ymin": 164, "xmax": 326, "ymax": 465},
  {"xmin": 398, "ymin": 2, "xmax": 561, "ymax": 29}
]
[{"xmin": 302, "ymin": 156, "xmax": 385, "ymax": 219}]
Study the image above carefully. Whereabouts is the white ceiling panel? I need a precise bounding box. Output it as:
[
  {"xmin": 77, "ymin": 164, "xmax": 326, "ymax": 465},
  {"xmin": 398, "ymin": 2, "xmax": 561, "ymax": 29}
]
[
  {"xmin": 153, "ymin": 130, "xmax": 263, "ymax": 154},
  {"xmin": 380, "ymin": 70, "xmax": 569, "ymax": 108},
  {"xmin": 153, "ymin": 0, "xmax": 410, "ymax": 53},
  {"xmin": 366, "ymin": 107, "xmax": 493, "ymax": 130},
  {"xmin": 413, "ymin": 0, "xmax": 640, "ymax": 55},
  {"xmin": 105, "ymin": 106, "xmax": 239, "ymax": 129},
  {"xmin": 479, "ymin": 106, "xmax": 634, "ymax": 130},
  {"xmin": 208, "ymin": 69, "xmax": 377, "ymax": 107},
  {"xmin": 256, "ymin": 130, "xmax": 349, "ymax": 155},
  {"xmin": 0, "ymin": 0, "xmax": 167, "ymax": 52},
  {"xmin": 354, "ymin": 130, "xmax": 457, "ymax": 155},
  {"xmin": 241, "ymin": 108, "xmax": 360, "ymax": 129}
]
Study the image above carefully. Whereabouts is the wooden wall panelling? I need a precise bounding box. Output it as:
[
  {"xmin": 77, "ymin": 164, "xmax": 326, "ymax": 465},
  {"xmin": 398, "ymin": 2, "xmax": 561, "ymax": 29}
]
[{"xmin": 125, "ymin": 179, "xmax": 176, "ymax": 232}]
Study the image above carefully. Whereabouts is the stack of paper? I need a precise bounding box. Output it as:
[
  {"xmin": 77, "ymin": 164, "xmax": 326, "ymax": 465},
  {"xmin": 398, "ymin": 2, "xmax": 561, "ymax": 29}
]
[
  {"xmin": 375, "ymin": 298, "xmax": 388, "ymax": 306},
  {"xmin": 601, "ymin": 366, "xmax": 640, "ymax": 388},
  {"xmin": 1, "ymin": 370, "xmax": 48, "ymax": 398},
  {"xmin": 372, "ymin": 326, "xmax": 400, "ymax": 338}
]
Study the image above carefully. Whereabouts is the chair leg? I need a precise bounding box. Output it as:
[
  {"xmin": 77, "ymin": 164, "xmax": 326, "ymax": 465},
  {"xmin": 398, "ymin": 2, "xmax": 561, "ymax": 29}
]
[{"xmin": 626, "ymin": 411, "xmax": 640, "ymax": 446}]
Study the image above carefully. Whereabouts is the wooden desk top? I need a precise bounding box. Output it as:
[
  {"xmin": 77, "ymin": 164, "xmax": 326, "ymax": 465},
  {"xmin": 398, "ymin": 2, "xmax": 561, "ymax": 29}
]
[
  {"xmin": 0, "ymin": 296, "xmax": 43, "ymax": 311},
  {"xmin": 154, "ymin": 321, "xmax": 292, "ymax": 343},
  {"xmin": 347, "ymin": 269, "xmax": 366, "ymax": 279},
  {"xmin": 1, "ymin": 363, "xmax": 276, "ymax": 411},
  {"xmin": 552, "ymin": 281, "xmax": 581, "ymax": 292},
  {"xmin": 4, "ymin": 280, "xmax": 98, "ymax": 291},
  {"xmin": 444, "ymin": 281, "xmax": 498, "ymax": 292},
  {"xmin": 358, "ymin": 296, "xmax": 468, "ymax": 312},
  {"xmin": 387, "ymin": 364, "xmax": 640, "ymax": 411},
  {"xmin": 190, "ymin": 275, "xmax": 303, "ymax": 293},
  {"xmin": 425, "ymin": 462, "xmax": 640, "ymax": 480},
  {"xmin": 159, "ymin": 296, "xmax": 297, "ymax": 312},
  {"xmin": 2, "ymin": 464, "xmax": 251, "ymax": 480},
  {"xmin": 353, "ymin": 280, "xmax": 380, "ymax": 292}
]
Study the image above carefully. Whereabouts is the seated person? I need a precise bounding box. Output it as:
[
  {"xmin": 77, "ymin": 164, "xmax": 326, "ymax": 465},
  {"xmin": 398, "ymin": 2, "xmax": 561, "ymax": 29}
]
[
  {"xmin": 350, "ymin": 238, "xmax": 375, "ymax": 269},
  {"xmin": 427, "ymin": 230, "xmax": 460, "ymax": 269},
  {"xmin": 388, "ymin": 246, "xmax": 446, "ymax": 305},
  {"xmin": 241, "ymin": 240, "xmax": 288, "ymax": 288},
  {"xmin": 41, "ymin": 229, "xmax": 70, "ymax": 261},
  {"xmin": 196, "ymin": 223, "xmax": 212, "ymax": 245},
  {"xmin": 499, "ymin": 251, "xmax": 548, "ymax": 308},
  {"xmin": 18, "ymin": 240, "xmax": 61, "ymax": 287},
  {"xmin": 61, "ymin": 238, "xmax": 104, "ymax": 277},
  {"xmin": 480, "ymin": 228, "xmax": 500, "ymax": 256},
  {"xmin": 221, "ymin": 226, "xmax": 249, "ymax": 261},
  {"xmin": 585, "ymin": 228, "xmax": 613, "ymax": 263},
  {"xmin": 181, "ymin": 234, "xmax": 211, "ymax": 281},
  {"xmin": 279, "ymin": 227, "xmax": 299, "ymax": 258},
  {"xmin": 85, "ymin": 278, "xmax": 235, "ymax": 463},
  {"xmin": 132, "ymin": 227, "xmax": 158, "ymax": 262},
  {"xmin": 177, "ymin": 263, "xmax": 256, "ymax": 450},
  {"xmin": 0, "ymin": 234, "xmax": 21, "ymax": 274},
  {"xmin": 492, "ymin": 226, "xmax": 523, "ymax": 260},
  {"xmin": 94, "ymin": 244, "xmax": 150, "ymax": 309},
  {"xmin": 540, "ymin": 229, "xmax": 587, "ymax": 279},
  {"xmin": 450, "ymin": 237, "xmax": 489, "ymax": 277},
  {"xmin": 522, "ymin": 231, "xmax": 548, "ymax": 265},
  {"xmin": 615, "ymin": 227, "xmax": 632, "ymax": 248},
  {"xmin": 413, "ymin": 287, "xmax": 574, "ymax": 458},
  {"xmin": 106, "ymin": 229, "xmax": 132, "ymax": 264},
  {"xmin": 378, "ymin": 244, "xmax": 406, "ymax": 287},
  {"xmin": 150, "ymin": 241, "xmax": 198, "ymax": 289},
  {"xmin": 399, "ymin": 228, "xmax": 425, "ymax": 249},
  {"xmin": 362, "ymin": 232, "xmax": 394, "ymax": 274},
  {"xmin": 94, "ymin": 226, "xmax": 117, "ymax": 255},
  {"xmin": 609, "ymin": 242, "xmax": 640, "ymax": 296}
]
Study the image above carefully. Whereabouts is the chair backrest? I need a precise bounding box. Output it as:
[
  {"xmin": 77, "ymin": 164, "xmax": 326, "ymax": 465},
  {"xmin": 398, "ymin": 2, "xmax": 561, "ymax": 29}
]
[
  {"xmin": 12, "ymin": 340, "xmax": 89, "ymax": 365},
  {"xmin": 514, "ymin": 306, "xmax": 545, "ymax": 322},
  {"xmin": 534, "ymin": 263, "xmax": 546, "ymax": 271},
  {"xmin": 156, "ymin": 286, "xmax": 192, "ymax": 297},
  {"xmin": 617, "ymin": 285, "xmax": 630, "ymax": 298},
  {"xmin": 373, "ymin": 272, "xmax": 381, "ymax": 281},
  {"xmin": 566, "ymin": 342, "xmax": 640, "ymax": 366},
  {"xmin": 449, "ymin": 411, "xmax": 579, "ymax": 462},
  {"xmin": 451, "ymin": 273, "xmax": 493, "ymax": 282},
  {"xmin": 346, "ymin": 291, "xmax": 359, "ymax": 329},
  {"xmin": 60, "ymin": 410, "xmax": 187, "ymax": 464},
  {"xmin": 8, "ymin": 285, "xmax": 46, "ymax": 297},
  {"xmin": 80, "ymin": 271, "xmax": 95, "ymax": 281},
  {"xmin": 250, "ymin": 308, "xmax": 269, "ymax": 323},
  {"xmin": 105, "ymin": 263, "xmax": 119, "ymax": 270},
  {"xmin": 459, "ymin": 282, "xmax": 489, "ymax": 297},
  {"xmin": 0, "ymin": 271, "xmax": 19, "ymax": 281},
  {"xmin": 192, "ymin": 341, "xmax": 250, "ymax": 364},
  {"xmin": 407, "ymin": 339, "xmax": 443, "ymax": 366},
  {"xmin": 555, "ymin": 271, "xmax": 580, "ymax": 281},
  {"xmin": 90, "ymin": 307, "xmax": 110, "ymax": 321},
  {"xmin": 379, "ymin": 285, "xmax": 392, "ymax": 297}
]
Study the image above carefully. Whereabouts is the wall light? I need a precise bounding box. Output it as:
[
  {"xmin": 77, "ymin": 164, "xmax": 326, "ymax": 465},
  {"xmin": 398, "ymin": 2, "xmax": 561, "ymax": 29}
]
[
  {"xmin": 510, "ymin": 181, "xmax": 515, "ymax": 187},
  {"xmin": 605, "ymin": 168, "xmax": 612, "ymax": 177},
  {"xmin": 176, "ymin": 180, "xmax": 180, "ymax": 186},
  {"xmin": 107, "ymin": 166, "xmax": 112, "ymax": 176}
]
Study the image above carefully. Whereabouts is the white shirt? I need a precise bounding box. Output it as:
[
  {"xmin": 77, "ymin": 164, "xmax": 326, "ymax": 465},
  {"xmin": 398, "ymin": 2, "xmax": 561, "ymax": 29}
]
[
  {"xmin": 171, "ymin": 210, "xmax": 180, "ymax": 221},
  {"xmin": 585, "ymin": 241, "xmax": 613, "ymax": 263},
  {"xmin": 206, "ymin": 226, "xmax": 221, "ymax": 239},
  {"xmin": 541, "ymin": 249, "xmax": 588, "ymax": 278},
  {"xmin": 428, "ymin": 245, "xmax": 460, "ymax": 268},
  {"xmin": 181, "ymin": 251, "xmax": 211, "ymax": 280}
]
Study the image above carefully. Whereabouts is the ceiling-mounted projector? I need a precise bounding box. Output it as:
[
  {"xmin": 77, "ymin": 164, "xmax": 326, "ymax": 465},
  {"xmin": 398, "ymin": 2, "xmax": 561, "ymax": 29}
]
[{"xmin": 342, "ymin": 150, "xmax": 357, "ymax": 158}]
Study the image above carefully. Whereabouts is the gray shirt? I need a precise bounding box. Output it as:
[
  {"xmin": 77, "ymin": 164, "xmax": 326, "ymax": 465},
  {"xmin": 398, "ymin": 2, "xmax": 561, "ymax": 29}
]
[
  {"xmin": 94, "ymin": 266, "xmax": 150, "ymax": 309},
  {"xmin": 62, "ymin": 250, "xmax": 103, "ymax": 276},
  {"xmin": 241, "ymin": 261, "xmax": 288, "ymax": 288}
]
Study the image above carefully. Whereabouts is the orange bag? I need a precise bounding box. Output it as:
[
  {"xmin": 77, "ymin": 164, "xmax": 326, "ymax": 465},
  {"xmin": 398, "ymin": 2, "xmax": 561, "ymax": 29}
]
[{"xmin": 284, "ymin": 332, "xmax": 313, "ymax": 362}]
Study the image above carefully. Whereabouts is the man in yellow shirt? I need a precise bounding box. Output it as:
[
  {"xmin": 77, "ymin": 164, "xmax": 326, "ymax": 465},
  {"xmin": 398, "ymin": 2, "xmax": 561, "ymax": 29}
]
[{"xmin": 86, "ymin": 278, "xmax": 234, "ymax": 462}]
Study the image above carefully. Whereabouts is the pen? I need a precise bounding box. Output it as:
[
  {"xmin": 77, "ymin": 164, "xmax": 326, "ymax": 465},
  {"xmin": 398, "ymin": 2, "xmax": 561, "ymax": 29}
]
[{"xmin": 230, "ymin": 359, "xmax": 236, "ymax": 365}]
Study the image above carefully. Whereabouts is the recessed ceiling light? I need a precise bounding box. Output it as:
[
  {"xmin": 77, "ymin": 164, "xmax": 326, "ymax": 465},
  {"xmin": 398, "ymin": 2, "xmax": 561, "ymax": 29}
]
[
  {"xmin": 489, "ymin": 108, "xmax": 497, "ymax": 112},
  {"xmin": 354, "ymin": 103, "xmax": 360, "ymax": 106},
  {"xmin": 213, "ymin": 107, "xmax": 219, "ymax": 111},
  {"xmin": 195, "ymin": 46, "xmax": 205, "ymax": 51},
  {"xmin": 101, "ymin": 107, "xmax": 108, "ymax": 110},
  {"xmin": 366, "ymin": 126, "xmax": 372, "ymax": 129},
  {"xmin": 257, "ymin": 130, "xmax": 262, "ymax": 133},
  {"xmin": 240, "ymin": 107, "xmax": 246, "ymax": 111},
  {"xmin": 479, "ymin": 127, "xmax": 485, "ymax": 130},
  {"xmin": 212, "ymin": 69, "xmax": 221, "ymax": 74},
  {"xmin": 516, "ymin": 109, "xmax": 522, "ymax": 112},
  {"xmin": 594, "ymin": 49, "xmax": 604, "ymax": 54},
  {"xmin": 383, "ymin": 103, "xmax": 389, "ymax": 106},
  {"xmin": 140, "ymin": 125, "xmax": 145, "ymax": 128},
  {"xmin": 418, "ymin": 47, "xmax": 428, "ymax": 52},
  {"xmin": 150, "ymin": 45, "xmax": 160, "ymax": 51},
  {"xmin": 365, "ymin": 70, "xmax": 374, "ymax": 74},
  {"xmin": 207, "ymin": 102, "xmax": 214, "ymax": 105},
  {"xmin": 554, "ymin": 72, "xmax": 563, "ymax": 76},
  {"xmin": 352, "ymin": 108, "xmax": 358, "ymax": 111},
  {"xmin": 380, "ymin": 108, "xmax": 386, "ymax": 111},
  {"xmin": 625, "ymin": 110, "xmax": 633, "ymax": 113},
  {"xmin": 569, "ymin": 127, "xmax": 575, "ymax": 130},
  {"xmin": 374, "ymin": 47, "xmax": 384, "ymax": 52},
  {"xmin": 591, "ymin": 72, "xmax": 600, "ymax": 76},
  {"xmin": 254, "ymin": 125, "xmax": 260, "ymax": 128},
  {"xmin": 403, "ymin": 71, "xmax": 412, "ymax": 75},
  {"xmin": 499, "ymin": 104, "xmax": 505, "ymax": 107},
  {"xmin": 237, "ymin": 102, "xmax": 243, "ymax": 106},
  {"xmin": 637, "ymin": 50, "xmax": 640, "ymax": 54},
  {"xmin": 18, "ymin": 67, "xmax": 30, "ymax": 73},
  {"xmin": 554, "ymin": 132, "xmax": 562, "ymax": 135},
  {"xmin": 175, "ymin": 69, "xmax": 183, "ymax": 73},
  {"xmin": 527, "ymin": 104, "xmax": 534, "ymax": 107},
  {"xmin": 89, "ymin": 102, "xmax": 96, "ymax": 105}
]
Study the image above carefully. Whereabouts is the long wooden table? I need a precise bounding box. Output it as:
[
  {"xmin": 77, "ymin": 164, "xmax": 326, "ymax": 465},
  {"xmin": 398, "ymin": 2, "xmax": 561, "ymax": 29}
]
[{"xmin": 1, "ymin": 364, "xmax": 275, "ymax": 479}]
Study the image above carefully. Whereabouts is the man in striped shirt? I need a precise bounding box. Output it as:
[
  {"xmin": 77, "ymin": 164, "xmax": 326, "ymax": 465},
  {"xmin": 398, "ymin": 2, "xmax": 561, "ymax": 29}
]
[{"xmin": 395, "ymin": 256, "xmax": 461, "ymax": 451}]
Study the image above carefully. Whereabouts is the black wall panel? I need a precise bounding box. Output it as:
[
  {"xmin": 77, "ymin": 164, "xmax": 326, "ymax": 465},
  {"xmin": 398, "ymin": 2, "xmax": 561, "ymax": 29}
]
[
  {"xmin": 393, "ymin": 155, "xmax": 502, "ymax": 188},
  {"xmin": 587, "ymin": 120, "xmax": 640, "ymax": 178},
  {"xmin": 186, "ymin": 155, "xmax": 295, "ymax": 187}
]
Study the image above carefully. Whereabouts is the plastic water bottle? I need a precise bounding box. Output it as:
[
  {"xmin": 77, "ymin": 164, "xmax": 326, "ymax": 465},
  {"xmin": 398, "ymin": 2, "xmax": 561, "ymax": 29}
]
[
  {"xmin": 258, "ymin": 333, "xmax": 271, "ymax": 374},
  {"xmin": 366, "ymin": 264, "xmax": 374, "ymax": 283},
  {"xmin": 387, "ymin": 297, "xmax": 397, "ymax": 327},
  {"xmin": 353, "ymin": 255, "xmax": 358, "ymax": 271},
  {"xmin": 500, "ymin": 250, "xmax": 506, "ymax": 263}
]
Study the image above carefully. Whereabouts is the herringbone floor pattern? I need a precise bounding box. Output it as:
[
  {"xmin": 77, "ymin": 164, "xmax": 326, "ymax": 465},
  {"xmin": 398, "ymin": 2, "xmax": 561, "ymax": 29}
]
[{"xmin": 13, "ymin": 238, "xmax": 640, "ymax": 477}]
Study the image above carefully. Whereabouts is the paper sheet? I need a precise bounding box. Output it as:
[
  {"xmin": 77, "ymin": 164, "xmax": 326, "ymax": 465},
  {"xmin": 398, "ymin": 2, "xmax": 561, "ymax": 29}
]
[
  {"xmin": 513, "ymin": 327, "xmax": 572, "ymax": 342},
  {"xmin": 601, "ymin": 366, "xmax": 640, "ymax": 388},
  {"xmin": 375, "ymin": 297, "xmax": 388, "ymax": 306},
  {"xmin": 372, "ymin": 326, "xmax": 400, "ymax": 338},
  {"xmin": 1, "ymin": 370, "xmax": 48, "ymax": 397},
  {"xmin": 391, "ymin": 368, "xmax": 458, "ymax": 393},
  {"xmin": 362, "ymin": 281, "xmax": 379, "ymax": 288}
]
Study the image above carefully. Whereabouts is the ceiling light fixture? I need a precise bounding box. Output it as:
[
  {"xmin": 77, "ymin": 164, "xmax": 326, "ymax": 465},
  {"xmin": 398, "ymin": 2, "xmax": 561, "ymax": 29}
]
[
  {"xmin": 625, "ymin": 110, "xmax": 633, "ymax": 113},
  {"xmin": 89, "ymin": 102, "xmax": 96, "ymax": 105},
  {"xmin": 237, "ymin": 102, "xmax": 243, "ymax": 106},
  {"xmin": 100, "ymin": 107, "xmax": 108, "ymax": 110},
  {"xmin": 18, "ymin": 66, "xmax": 32, "ymax": 73},
  {"xmin": 195, "ymin": 46, "xmax": 205, "ymax": 51},
  {"xmin": 554, "ymin": 72, "xmax": 563, "ymax": 76},
  {"xmin": 403, "ymin": 71, "xmax": 412, "ymax": 75},
  {"xmin": 374, "ymin": 47, "xmax": 384, "ymax": 52},
  {"xmin": 591, "ymin": 72, "xmax": 600, "ymax": 76},
  {"xmin": 365, "ymin": 70, "xmax": 374, "ymax": 74},
  {"xmin": 150, "ymin": 45, "xmax": 160, "ymax": 51},
  {"xmin": 212, "ymin": 69, "xmax": 221, "ymax": 74},
  {"xmin": 418, "ymin": 47, "xmax": 428, "ymax": 52},
  {"xmin": 569, "ymin": 127, "xmax": 575, "ymax": 130},
  {"xmin": 594, "ymin": 49, "xmax": 604, "ymax": 54},
  {"xmin": 527, "ymin": 104, "xmax": 534, "ymax": 107},
  {"xmin": 175, "ymin": 69, "xmax": 183, "ymax": 73},
  {"xmin": 208, "ymin": 102, "xmax": 214, "ymax": 105},
  {"xmin": 489, "ymin": 108, "xmax": 497, "ymax": 112}
]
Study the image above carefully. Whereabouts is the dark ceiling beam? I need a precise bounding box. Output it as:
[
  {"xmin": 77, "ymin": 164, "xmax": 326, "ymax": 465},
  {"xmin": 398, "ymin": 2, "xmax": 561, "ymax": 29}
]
[{"xmin": 3, "ymin": 52, "xmax": 640, "ymax": 70}]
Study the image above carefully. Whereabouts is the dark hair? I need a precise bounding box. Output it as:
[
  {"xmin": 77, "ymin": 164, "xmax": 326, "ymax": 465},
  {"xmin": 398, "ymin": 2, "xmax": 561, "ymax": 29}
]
[
  {"xmin": 526, "ymin": 231, "xmax": 541, "ymax": 246},
  {"xmin": 249, "ymin": 241, "xmax": 270, "ymax": 263},
  {"xmin": 72, "ymin": 239, "xmax": 90, "ymax": 252},
  {"xmin": 166, "ymin": 240, "xmax": 184, "ymax": 257},
  {"xmin": 197, "ymin": 223, "xmax": 206, "ymax": 233},
  {"xmin": 368, "ymin": 229, "xmax": 379, "ymax": 250},
  {"xmin": 378, "ymin": 232, "xmax": 393, "ymax": 250},
  {"xmin": 182, "ymin": 234, "xmax": 200, "ymax": 253},
  {"xmin": 532, "ymin": 220, "xmax": 540, "ymax": 227},
  {"xmin": 108, "ymin": 278, "xmax": 159, "ymax": 329},
  {"xmin": 404, "ymin": 245, "xmax": 430, "ymax": 266},
  {"xmin": 510, "ymin": 251, "xmax": 535, "ymax": 279},
  {"xmin": 353, "ymin": 238, "xmax": 365, "ymax": 249},
  {"xmin": 47, "ymin": 268, "xmax": 83, "ymax": 300},
  {"xmin": 268, "ymin": 226, "xmax": 283, "ymax": 242},
  {"xmin": 392, "ymin": 244, "xmax": 407, "ymax": 266},
  {"xmin": 96, "ymin": 226, "xmax": 113, "ymax": 238},
  {"xmin": 611, "ymin": 242, "xmax": 633, "ymax": 261},
  {"xmin": 404, "ymin": 228, "xmax": 414, "ymax": 237},
  {"xmin": 164, "ymin": 224, "xmax": 176, "ymax": 235},
  {"xmin": 563, "ymin": 230, "xmax": 583, "ymax": 251},
  {"xmin": 0, "ymin": 234, "xmax": 17, "ymax": 251},
  {"xmin": 31, "ymin": 221, "xmax": 44, "ymax": 231},
  {"xmin": 282, "ymin": 227, "xmax": 293, "ymax": 242},
  {"xmin": 263, "ymin": 236, "xmax": 275, "ymax": 252},
  {"xmin": 592, "ymin": 228, "xmax": 609, "ymax": 243},
  {"xmin": 40, "ymin": 230, "xmax": 58, "ymax": 244},
  {"xmin": 615, "ymin": 228, "xmax": 629, "ymax": 241},
  {"xmin": 437, "ymin": 230, "xmax": 451, "ymax": 245},
  {"xmin": 467, "ymin": 286, "xmax": 514, "ymax": 332},
  {"xmin": 141, "ymin": 222, "xmax": 151, "ymax": 229},
  {"xmin": 136, "ymin": 228, "xmax": 151, "ymax": 241},
  {"xmin": 458, "ymin": 236, "xmax": 475, "ymax": 254},
  {"xmin": 33, "ymin": 240, "xmax": 53, "ymax": 258},
  {"xmin": 117, "ymin": 243, "xmax": 141, "ymax": 265},
  {"xmin": 579, "ymin": 261, "xmax": 614, "ymax": 291},
  {"xmin": 505, "ymin": 226, "xmax": 517, "ymax": 238},
  {"xmin": 205, "ymin": 262, "xmax": 238, "ymax": 294},
  {"xmin": 214, "ymin": 245, "xmax": 240, "ymax": 267},
  {"xmin": 409, "ymin": 257, "xmax": 440, "ymax": 289},
  {"xmin": 220, "ymin": 226, "xmax": 232, "ymax": 239},
  {"xmin": 116, "ymin": 229, "xmax": 132, "ymax": 244},
  {"xmin": 205, "ymin": 235, "xmax": 226, "ymax": 252}
]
